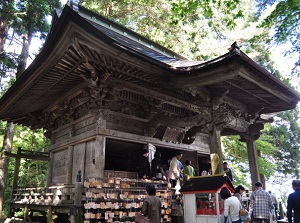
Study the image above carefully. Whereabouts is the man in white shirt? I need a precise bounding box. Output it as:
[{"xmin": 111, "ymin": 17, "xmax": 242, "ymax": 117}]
[{"xmin": 168, "ymin": 151, "xmax": 182, "ymax": 188}]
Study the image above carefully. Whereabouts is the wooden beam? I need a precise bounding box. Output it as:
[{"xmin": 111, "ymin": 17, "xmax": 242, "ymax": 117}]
[
  {"xmin": 108, "ymin": 77, "xmax": 206, "ymax": 113},
  {"xmin": 170, "ymin": 65, "xmax": 240, "ymax": 87},
  {"xmin": 4, "ymin": 151, "xmax": 50, "ymax": 161},
  {"xmin": 240, "ymin": 68, "xmax": 296, "ymax": 104}
]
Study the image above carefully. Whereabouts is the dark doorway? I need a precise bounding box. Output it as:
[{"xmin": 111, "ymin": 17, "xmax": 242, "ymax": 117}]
[
  {"xmin": 105, "ymin": 139, "xmax": 144, "ymax": 172},
  {"xmin": 198, "ymin": 155, "xmax": 211, "ymax": 175}
]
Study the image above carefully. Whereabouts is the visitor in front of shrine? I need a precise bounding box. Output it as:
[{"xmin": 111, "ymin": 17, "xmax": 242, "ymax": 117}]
[
  {"xmin": 250, "ymin": 182, "xmax": 275, "ymax": 223},
  {"xmin": 223, "ymin": 162, "xmax": 234, "ymax": 181},
  {"xmin": 141, "ymin": 183, "xmax": 162, "ymax": 223},
  {"xmin": 162, "ymin": 164, "xmax": 169, "ymax": 182},
  {"xmin": 234, "ymin": 185, "xmax": 250, "ymax": 223},
  {"xmin": 168, "ymin": 151, "xmax": 183, "ymax": 188},
  {"xmin": 171, "ymin": 195, "xmax": 184, "ymax": 223},
  {"xmin": 268, "ymin": 190, "xmax": 278, "ymax": 221},
  {"xmin": 151, "ymin": 151, "xmax": 165, "ymax": 180},
  {"xmin": 220, "ymin": 187, "xmax": 242, "ymax": 223},
  {"xmin": 138, "ymin": 148, "xmax": 151, "ymax": 179},
  {"xmin": 183, "ymin": 159, "xmax": 194, "ymax": 183},
  {"xmin": 287, "ymin": 179, "xmax": 300, "ymax": 223},
  {"xmin": 178, "ymin": 159, "xmax": 184, "ymax": 182},
  {"xmin": 233, "ymin": 185, "xmax": 245, "ymax": 205}
]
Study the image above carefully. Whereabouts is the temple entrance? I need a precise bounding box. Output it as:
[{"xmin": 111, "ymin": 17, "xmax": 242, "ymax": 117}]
[{"xmin": 105, "ymin": 139, "xmax": 203, "ymax": 177}]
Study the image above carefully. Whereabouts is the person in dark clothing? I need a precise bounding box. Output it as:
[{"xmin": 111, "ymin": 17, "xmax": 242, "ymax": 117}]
[
  {"xmin": 138, "ymin": 148, "xmax": 151, "ymax": 179},
  {"xmin": 141, "ymin": 184, "xmax": 161, "ymax": 223},
  {"xmin": 287, "ymin": 179, "xmax": 300, "ymax": 223},
  {"xmin": 151, "ymin": 151, "xmax": 165, "ymax": 180},
  {"xmin": 223, "ymin": 162, "xmax": 233, "ymax": 181}
]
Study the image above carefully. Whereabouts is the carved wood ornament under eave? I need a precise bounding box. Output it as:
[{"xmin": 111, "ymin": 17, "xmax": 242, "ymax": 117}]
[{"xmin": 34, "ymin": 42, "xmax": 253, "ymax": 141}]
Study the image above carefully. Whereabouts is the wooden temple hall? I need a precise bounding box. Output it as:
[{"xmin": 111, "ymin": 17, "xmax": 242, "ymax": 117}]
[{"xmin": 1, "ymin": 1, "xmax": 300, "ymax": 223}]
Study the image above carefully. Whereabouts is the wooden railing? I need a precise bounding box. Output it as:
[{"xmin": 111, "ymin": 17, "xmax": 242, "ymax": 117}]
[{"xmin": 11, "ymin": 184, "xmax": 76, "ymax": 206}]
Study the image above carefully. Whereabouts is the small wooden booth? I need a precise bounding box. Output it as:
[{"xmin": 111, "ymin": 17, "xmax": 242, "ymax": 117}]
[{"xmin": 180, "ymin": 175, "xmax": 234, "ymax": 223}]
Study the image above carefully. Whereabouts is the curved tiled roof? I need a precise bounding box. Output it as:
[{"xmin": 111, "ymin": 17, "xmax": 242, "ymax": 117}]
[{"xmin": 180, "ymin": 175, "xmax": 235, "ymax": 193}]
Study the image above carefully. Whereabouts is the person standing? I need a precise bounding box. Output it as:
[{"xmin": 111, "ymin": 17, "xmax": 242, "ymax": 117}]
[
  {"xmin": 287, "ymin": 179, "xmax": 300, "ymax": 223},
  {"xmin": 183, "ymin": 159, "xmax": 194, "ymax": 182},
  {"xmin": 223, "ymin": 162, "xmax": 233, "ymax": 181},
  {"xmin": 151, "ymin": 151, "xmax": 165, "ymax": 180},
  {"xmin": 171, "ymin": 195, "xmax": 184, "ymax": 223},
  {"xmin": 250, "ymin": 182, "xmax": 275, "ymax": 223},
  {"xmin": 138, "ymin": 148, "xmax": 151, "ymax": 179},
  {"xmin": 268, "ymin": 191, "xmax": 278, "ymax": 221},
  {"xmin": 168, "ymin": 151, "xmax": 182, "ymax": 188},
  {"xmin": 162, "ymin": 164, "xmax": 169, "ymax": 182},
  {"xmin": 234, "ymin": 185, "xmax": 250, "ymax": 223},
  {"xmin": 234, "ymin": 185, "xmax": 245, "ymax": 205},
  {"xmin": 220, "ymin": 187, "xmax": 242, "ymax": 223},
  {"xmin": 140, "ymin": 184, "xmax": 162, "ymax": 223},
  {"xmin": 178, "ymin": 159, "xmax": 184, "ymax": 182}
]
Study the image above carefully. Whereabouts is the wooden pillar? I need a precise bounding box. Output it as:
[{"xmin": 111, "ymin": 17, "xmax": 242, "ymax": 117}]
[
  {"xmin": 74, "ymin": 206, "xmax": 83, "ymax": 223},
  {"xmin": 24, "ymin": 205, "xmax": 28, "ymax": 221},
  {"xmin": 240, "ymin": 123, "xmax": 264, "ymax": 190},
  {"xmin": 208, "ymin": 124, "xmax": 223, "ymax": 175},
  {"xmin": 94, "ymin": 135, "xmax": 105, "ymax": 178},
  {"xmin": 257, "ymin": 150, "xmax": 266, "ymax": 187},
  {"xmin": 67, "ymin": 145, "xmax": 74, "ymax": 184},
  {"xmin": 8, "ymin": 147, "xmax": 21, "ymax": 217},
  {"xmin": 46, "ymin": 152, "xmax": 53, "ymax": 187},
  {"xmin": 47, "ymin": 206, "xmax": 53, "ymax": 223},
  {"xmin": 74, "ymin": 182, "xmax": 83, "ymax": 205},
  {"xmin": 94, "ymin": 110, "xmax": 108, "ymax": 178},
  {"xmin": 73, "ymin": 181, "xmax": 83, "ymax": 223},
  {"xmin": 245, "ymin": 136, "xmax": 260, "ymax": 190}
]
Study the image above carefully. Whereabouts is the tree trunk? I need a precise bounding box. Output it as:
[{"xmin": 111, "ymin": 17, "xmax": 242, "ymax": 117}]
[
  {"xmin": 0, "ymin": 122, "xmax": 15, "ymax": 218},
  {"xmin": 16, "ymin": 31, "xmax": 32, "ymax": 78},
  {"xmin": 0, "ymin": 19, "xmax": 8, "ymax": 51},
  {"xmin": 0, "ymin": 28, "xmax": 33, "ymax": 217},
  {"xmin": 0, "ymin": 10, "xmax": 10, "ymax": 219}
]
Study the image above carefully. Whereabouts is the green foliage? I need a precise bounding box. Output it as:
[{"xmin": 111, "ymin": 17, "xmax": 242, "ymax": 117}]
[
  {"xmin": 80, "ymin": 0, "xmax": 253, "ymax": 60},
  {"xmin": 1, "ymin": 0, "xmax": 62, "ymax": 95},
  {"xmin": 0, "ymin": 123, "xmax": 49, "ymax": 216},
  {"xmin": 0, "ymin": 52, "xmax": 18, "ymax": 94},
  {"xmin": 168, "ymin": 0, "xmax": 243, "ymax": 28},
  {"xmin": 222, "ymin": 133, "xmax": 277, "ymax": 187},
  {"xmin": 0, "ymin": 0, "xmax": 16, "ymax": 27},
  {"xmin": 256, "ymin": 0, "xmax": 300, "ymax": 76},
  {"xmin": 12, "ymin": 125, "xmax": 50, "ymax": 187},
  {"xmin": 13, "ymin": 0, "xmax": 61, "ymax": 35},
  {"xmin": 260, "ymin": 0, "xmax": 300, "ymax": 43},
  {"xmin": 222, "ymin": 135, "xmax": 251, "ymax": 188},
  {"xmin": 0, "ymin": 121, "xmax": 5, "ymax": 144},
  {"xmin": 222, "ymin": 106, "xmax": 300, "ymax": 187},
  {"xmin": 264, "ymin": 109, "xmax": 300, "ymax": 177}
]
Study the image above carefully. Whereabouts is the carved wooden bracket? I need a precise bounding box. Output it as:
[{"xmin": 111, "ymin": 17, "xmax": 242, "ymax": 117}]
[
  {"xmin": 89, "ymin": 109, "xmax": 111, "ymax": 131},
  {"xmin": 240, "ymin": 123, "xmax": 264, "ymax": 141},
  {"xmin": 146, "ymin": 112, "xmax": 210, "ymax": 141},
  {"xmin": 211, "ymin": 89, "xmax": 229, "ymax": 110},
  {"xmin": 184, "ymin": 86, "xmax": 211, "ymax": 103},
  {"xmin": 162, "ymin": 127, "xmax": 186, "ymax": 143}
]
